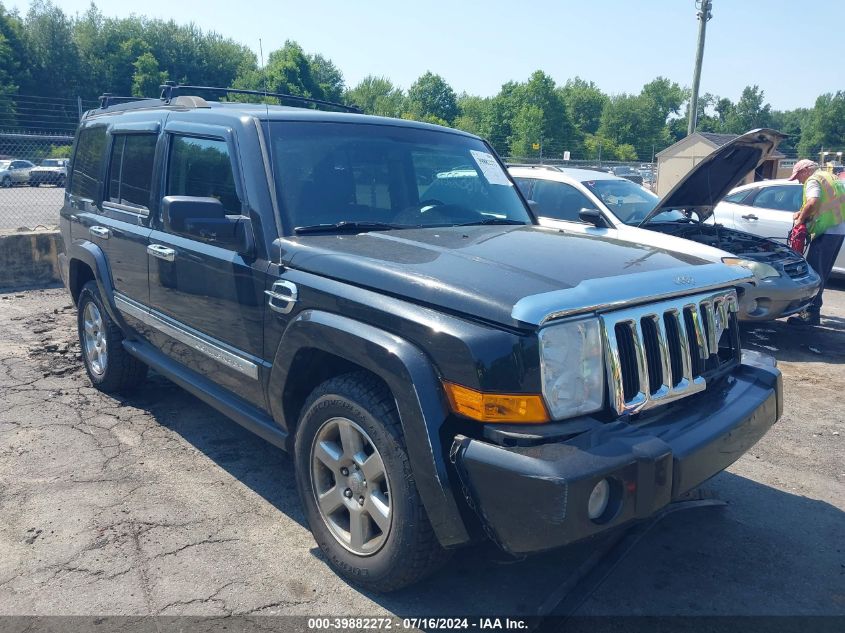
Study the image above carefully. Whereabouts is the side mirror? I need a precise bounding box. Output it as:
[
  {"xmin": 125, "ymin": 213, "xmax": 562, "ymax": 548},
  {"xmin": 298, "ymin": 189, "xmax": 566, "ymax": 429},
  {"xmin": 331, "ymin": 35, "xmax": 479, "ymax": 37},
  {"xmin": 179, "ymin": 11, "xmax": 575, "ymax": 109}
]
[
  {"xmin": 162, "ymin": 195, "xmax": 254, "ymax": 255},
  {"xmin": 579, "ymin": 208, "xmax": 610, "ymax": 228}
]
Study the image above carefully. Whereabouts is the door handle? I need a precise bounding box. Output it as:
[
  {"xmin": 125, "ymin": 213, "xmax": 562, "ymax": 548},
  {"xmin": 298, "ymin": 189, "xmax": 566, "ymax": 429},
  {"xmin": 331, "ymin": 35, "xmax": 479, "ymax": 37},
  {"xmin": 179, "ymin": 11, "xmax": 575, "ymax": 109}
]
[
  {"xmin": 147, "ymin": 244, "xmax": 176, "ymax": 262},
  {"xmin": 741, "ymin": 214, "xmax": 759, "ymax": 221},
  {"xmin": 89, "ymin": 225, "xmax": 110, "ymax": 239},
  {"xmin": 265, "ymin": 280, "xmax": 298, "ymax": 314}
]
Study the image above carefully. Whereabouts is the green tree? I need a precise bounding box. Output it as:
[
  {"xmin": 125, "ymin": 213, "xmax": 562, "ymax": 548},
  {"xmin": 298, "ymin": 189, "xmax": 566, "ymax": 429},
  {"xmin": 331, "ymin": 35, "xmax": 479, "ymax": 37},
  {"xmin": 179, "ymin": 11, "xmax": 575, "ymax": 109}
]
[
  {"xmin": 131, "ymin": 51, "xmax": 168, "ymax": 97},
  {"xmin": 507, "ymin": 71, "xmax": 577, "ymax": 158},
  {"xmin": 21, "ymin": 0, "xmax": 81, "ymax": 98},
  {"xmin": 453, "ymin": 93, "xmax": 497, "ymax": 139},
  {"xmin": 406, "ymin": 71, "xmax": 458, "ymax": 124},
  {"xmin": 308, "ymin": 53, "xmax": 344, "ymax": 103},
  {"xmin": 344, "ymin": 75, "xmax": 404, "ymax": 117},
  {"xmin": 798, "ymin": 92, "xmax": 845, "ymax": 158},
  {"xmin": 508, "ymin": 104, "xmax": 544, "ymax": 158},
  {"xmin": 0, "ymin": 4, "xmax": 26, "ymax": 126},
  {"xmin": 558, "ymin": 77, "xmax": 607, "ymax": 136},
  {"xmin": 727, "ymin": 85, "xmax": 772, "ymax": 132},
  {"xmin": 640, "ymin": 77, "xmax": 685, "ymax": 121}
]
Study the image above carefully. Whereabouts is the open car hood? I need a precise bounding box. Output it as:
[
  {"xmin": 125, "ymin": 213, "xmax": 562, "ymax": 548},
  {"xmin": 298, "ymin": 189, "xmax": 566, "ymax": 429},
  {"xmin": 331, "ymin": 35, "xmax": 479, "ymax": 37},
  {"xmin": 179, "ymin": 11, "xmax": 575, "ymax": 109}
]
[{"xmin": 638, "ymin": 128, "xmax": 785, "ymax": 227}]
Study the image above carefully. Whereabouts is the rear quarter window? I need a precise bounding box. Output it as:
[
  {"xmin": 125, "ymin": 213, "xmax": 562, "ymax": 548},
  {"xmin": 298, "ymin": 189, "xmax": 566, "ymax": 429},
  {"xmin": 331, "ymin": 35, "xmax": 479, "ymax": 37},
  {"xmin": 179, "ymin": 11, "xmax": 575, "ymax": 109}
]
[{"xmin": 70, "ymin": 127, "xmax": 108, "ymax": 201}]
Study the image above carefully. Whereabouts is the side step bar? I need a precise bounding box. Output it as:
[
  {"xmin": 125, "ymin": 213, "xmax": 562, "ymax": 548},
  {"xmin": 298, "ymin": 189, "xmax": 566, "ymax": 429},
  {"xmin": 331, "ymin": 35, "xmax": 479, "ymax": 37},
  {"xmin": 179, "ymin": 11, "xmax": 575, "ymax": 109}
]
[{"xmin": 122, "ymin": 338, "xmax": 289, "ymax": 450}]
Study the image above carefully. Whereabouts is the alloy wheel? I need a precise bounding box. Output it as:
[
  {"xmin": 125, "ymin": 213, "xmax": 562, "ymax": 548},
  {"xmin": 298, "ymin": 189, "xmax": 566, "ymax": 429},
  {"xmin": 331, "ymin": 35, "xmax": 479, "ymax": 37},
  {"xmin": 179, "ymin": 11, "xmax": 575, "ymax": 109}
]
[
  {"xmin": 82, "ymin": 301, "xmax": 108, "ymax": 376},
  {"xmin": 310, "ymin": 417, "xmax": 391, "ymax": 556}
]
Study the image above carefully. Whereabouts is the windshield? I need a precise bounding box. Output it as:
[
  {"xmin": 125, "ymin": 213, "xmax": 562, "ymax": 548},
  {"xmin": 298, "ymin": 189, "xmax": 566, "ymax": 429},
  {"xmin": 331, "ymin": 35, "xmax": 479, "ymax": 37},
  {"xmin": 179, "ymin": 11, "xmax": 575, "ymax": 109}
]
[
  {"xmin": 582, "ymin": 178, "xmax": 684, "ymax": 225},
  {"xmin": 41, "ymin": 159, "xmax": 61, "ymax": 167},
  {"xmin": 267, "ymin": 121, "xmax": 532, "ymax": 232}
]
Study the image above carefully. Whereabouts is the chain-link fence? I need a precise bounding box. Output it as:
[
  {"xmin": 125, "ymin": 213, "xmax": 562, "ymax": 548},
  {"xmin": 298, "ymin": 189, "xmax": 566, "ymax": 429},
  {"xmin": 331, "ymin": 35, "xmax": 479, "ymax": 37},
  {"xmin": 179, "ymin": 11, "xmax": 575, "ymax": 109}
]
[
  {"xmin": 504, "ymin": 156, "xmax": 658, "ymax": 190},
  {"xmin": 0, "ymin": 93, "xmax": 99, "ymax": 232},
  {"xmin": 0, "ymin": 132, "xmax": 75, "ymax": 231}
]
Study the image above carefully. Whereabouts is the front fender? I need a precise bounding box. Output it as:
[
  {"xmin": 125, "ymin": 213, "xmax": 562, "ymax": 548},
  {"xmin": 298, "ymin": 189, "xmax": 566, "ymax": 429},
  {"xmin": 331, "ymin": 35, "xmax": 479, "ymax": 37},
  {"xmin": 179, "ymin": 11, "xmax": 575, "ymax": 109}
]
[{"xmin": 267, "ymin": 309, "xmax": 470, "ymax": 547}]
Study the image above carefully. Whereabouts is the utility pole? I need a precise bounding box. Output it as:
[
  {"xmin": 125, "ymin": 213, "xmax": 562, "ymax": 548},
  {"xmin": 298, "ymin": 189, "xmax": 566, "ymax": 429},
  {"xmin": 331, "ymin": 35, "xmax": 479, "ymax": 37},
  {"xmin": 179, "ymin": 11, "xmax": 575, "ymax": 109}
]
[{"xmin": 687, "ymin": 0, "xmax": 713, "ymax": 136}]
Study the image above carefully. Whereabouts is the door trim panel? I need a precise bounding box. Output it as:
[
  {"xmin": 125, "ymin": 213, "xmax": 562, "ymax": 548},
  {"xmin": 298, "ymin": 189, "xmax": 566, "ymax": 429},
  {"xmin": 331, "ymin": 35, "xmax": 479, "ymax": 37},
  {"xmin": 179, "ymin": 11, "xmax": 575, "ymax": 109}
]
[{"xmin": 114, "ymin": 292, "xmax": 261, "ymax": 380}]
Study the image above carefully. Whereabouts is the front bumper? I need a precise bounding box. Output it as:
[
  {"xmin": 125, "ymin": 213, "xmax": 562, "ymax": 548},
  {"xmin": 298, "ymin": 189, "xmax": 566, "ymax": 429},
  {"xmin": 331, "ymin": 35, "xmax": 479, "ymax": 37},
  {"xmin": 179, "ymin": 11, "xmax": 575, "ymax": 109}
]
[
  {"xmin": 450, "ymin": 355, "xmax": 781, "ymax": 555},
  {"xmin": 737, "ymin": 272, "xmax": 820, "ymax": 321}
]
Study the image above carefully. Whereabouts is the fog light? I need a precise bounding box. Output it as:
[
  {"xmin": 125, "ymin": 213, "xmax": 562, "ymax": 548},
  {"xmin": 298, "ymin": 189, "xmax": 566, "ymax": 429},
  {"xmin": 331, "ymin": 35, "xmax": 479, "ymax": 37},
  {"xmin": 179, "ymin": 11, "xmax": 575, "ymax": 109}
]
[{"xmin": 588, "ymin": 479, "xmax": 610, "ymax": 520}]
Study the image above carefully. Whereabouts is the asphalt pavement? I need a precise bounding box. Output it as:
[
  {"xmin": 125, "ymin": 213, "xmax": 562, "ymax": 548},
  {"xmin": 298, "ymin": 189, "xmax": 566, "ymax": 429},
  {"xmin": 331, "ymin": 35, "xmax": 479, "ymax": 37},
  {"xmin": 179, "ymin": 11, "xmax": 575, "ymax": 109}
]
[
  {"xmin": 0, "ymin": 186, "xmax": 63, "ymax": 231},
  {"xmin": 0, "ymin": 284, "xmax": 842, "ymax": 619}
]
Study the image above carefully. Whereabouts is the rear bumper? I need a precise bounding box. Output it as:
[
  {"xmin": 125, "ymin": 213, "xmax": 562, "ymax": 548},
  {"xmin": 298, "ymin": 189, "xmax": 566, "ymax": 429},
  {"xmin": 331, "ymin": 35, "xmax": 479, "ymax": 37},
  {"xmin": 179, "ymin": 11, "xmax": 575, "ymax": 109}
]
[{"xmin": 450, "ymin": 355, "xmax": 781, "ymax": 555}]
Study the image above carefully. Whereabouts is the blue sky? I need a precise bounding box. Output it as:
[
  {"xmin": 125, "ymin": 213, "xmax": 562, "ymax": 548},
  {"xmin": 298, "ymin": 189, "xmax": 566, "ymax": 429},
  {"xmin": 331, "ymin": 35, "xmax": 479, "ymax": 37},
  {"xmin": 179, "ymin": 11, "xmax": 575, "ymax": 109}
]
[{"xmin": 7, "ymin": 0, "xmax": 843, "ymax": 110}]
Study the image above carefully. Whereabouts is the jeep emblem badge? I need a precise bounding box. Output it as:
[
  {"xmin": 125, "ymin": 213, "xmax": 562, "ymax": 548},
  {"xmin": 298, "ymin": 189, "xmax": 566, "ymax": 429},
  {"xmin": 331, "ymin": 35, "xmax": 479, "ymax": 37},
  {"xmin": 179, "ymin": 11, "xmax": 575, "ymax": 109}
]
[{"xmin": 674, "ymin": 275, "xmax": 695, "ymax": 286}]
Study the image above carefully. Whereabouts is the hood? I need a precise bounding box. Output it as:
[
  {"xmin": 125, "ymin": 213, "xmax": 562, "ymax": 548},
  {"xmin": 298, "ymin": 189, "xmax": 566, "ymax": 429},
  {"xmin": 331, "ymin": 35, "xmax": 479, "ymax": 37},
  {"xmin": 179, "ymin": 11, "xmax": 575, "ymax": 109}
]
[
  {"xmin": 281, "ymin": 225, "xmax": 750, "ymax": 327},
  {"xmin": 638, "ymin": 128, "xmax": 785, "ymax": 227}
]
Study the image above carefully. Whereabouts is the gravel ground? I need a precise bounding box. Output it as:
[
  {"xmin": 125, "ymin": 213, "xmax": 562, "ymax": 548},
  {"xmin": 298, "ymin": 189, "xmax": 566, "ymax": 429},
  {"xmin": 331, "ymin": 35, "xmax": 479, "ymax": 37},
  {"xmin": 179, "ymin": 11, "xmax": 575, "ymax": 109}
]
[{"xmin": 0, "ymin": 284, "xmax": 842, "ymax": 619}]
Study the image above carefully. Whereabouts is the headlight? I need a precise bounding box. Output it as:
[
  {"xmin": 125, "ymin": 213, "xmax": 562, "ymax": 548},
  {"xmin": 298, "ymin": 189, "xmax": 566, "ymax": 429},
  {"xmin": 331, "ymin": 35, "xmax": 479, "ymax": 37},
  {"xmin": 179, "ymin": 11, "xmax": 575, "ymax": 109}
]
[
  {"xmin": 721, "ymin": 257, "xmax": 780, "ymax": 280},
  {"xmin": 538, "ymin": 318, "xmax": 605, "ymax": 419}
]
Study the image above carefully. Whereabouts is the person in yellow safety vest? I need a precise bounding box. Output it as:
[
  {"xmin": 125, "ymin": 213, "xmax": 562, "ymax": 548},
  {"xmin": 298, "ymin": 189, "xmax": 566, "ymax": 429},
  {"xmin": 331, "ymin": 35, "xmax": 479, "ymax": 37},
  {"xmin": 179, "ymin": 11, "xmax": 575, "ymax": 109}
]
[{"xmin": 788, "ymin": 159, "xmax": 845, "ymax": 326}]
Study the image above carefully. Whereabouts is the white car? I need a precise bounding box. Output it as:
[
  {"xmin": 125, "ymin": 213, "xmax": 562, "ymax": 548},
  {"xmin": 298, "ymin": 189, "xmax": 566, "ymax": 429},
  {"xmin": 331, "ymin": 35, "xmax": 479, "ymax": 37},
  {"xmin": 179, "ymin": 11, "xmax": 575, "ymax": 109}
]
[
  {"xmin": 509, "ymin": 129, "xmax": 821, "ymax": 322},
  {"xmin": 713, "ymin": 178, "xmax": 844, "ymax": 278},
  {"xmin": 0, "ymin": 159, "xmax": 36, "ymax": 187}
]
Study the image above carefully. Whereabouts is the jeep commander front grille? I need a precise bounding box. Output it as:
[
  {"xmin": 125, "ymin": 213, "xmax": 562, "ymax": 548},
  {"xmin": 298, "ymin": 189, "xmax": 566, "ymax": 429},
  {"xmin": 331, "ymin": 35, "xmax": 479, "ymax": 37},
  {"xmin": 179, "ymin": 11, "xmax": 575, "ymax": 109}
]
[{"xmin": 601, "ymin": 289, "xmax": 739, "ymax": 415}]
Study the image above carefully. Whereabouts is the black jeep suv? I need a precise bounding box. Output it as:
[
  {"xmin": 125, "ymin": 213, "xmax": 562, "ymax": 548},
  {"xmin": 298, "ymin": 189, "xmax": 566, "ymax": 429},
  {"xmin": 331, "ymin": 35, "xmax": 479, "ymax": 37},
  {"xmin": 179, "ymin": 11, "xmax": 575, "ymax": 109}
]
[{"xmin": 58, "ymin": 85, "xmax": 782, "ymax": 591}]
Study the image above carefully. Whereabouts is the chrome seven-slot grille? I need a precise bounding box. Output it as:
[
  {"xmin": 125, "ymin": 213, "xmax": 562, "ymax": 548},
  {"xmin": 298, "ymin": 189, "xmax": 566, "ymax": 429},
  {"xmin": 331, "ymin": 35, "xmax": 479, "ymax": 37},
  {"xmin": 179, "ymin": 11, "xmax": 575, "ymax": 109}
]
[{"xmin": 600, "ymin": 289, "xmax": 739, "ymax": 415}]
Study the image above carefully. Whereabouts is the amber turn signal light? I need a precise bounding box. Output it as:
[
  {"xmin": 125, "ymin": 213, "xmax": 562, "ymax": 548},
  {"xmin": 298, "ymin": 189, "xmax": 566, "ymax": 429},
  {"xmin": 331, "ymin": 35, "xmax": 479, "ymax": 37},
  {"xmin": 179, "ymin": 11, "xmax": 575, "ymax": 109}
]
[{"xmin": 442, "ymin": 382, "xmax": 550, "ymax": 424}]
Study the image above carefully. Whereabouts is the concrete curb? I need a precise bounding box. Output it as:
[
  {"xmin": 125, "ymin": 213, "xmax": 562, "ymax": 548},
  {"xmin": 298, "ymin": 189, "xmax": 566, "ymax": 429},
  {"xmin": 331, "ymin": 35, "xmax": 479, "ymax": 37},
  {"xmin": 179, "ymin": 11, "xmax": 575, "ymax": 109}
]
[{"xmin": 0, "ymin": 230, "xmax": 62, "ymax": 290}]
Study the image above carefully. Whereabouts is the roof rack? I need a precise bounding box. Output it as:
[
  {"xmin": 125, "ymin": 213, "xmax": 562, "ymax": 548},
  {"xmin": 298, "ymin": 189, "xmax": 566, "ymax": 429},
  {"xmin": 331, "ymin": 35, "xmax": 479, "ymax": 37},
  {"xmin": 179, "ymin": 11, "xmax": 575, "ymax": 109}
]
[
  {"xmin": 94, "ymin": 83, "xmax": 362, "ymax": 115},
  {"xmin": 98, "ymin": 93, "xmax": 153, "ymax": 109},
  {"xmin": 159, "ymin": 82, "xmax": 361, "ymax": 114}
]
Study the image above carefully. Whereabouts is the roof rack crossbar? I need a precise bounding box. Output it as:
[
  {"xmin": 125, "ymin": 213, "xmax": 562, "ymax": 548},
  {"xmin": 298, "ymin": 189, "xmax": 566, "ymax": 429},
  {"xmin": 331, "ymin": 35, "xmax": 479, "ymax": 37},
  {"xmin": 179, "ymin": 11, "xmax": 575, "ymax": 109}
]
[
  {"xmin": 159, "ymin": 83, "xmax": 361, "ymax": 114},
  {"xmin": 98, "ymin": 93, "xmax": 152, "ymax": 109}
]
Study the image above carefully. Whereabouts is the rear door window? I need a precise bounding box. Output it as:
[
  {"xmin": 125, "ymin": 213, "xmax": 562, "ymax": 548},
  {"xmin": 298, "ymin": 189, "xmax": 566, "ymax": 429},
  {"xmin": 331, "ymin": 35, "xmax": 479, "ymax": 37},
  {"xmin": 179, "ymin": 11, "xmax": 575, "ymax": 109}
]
[
  {"xmin": 531, "ymin": 180, "xmax": 597, "ymax": 222},
  {"xmin": 70, "ymin": 127, "xmax": 108, "ymax": 201},
  {"xmin": 752, "ymin": 186, "xmax": 802, "ymax": 212},
  {"xmin": 106, "ymin": 134, "xmax": 157, "ymax": 212}
]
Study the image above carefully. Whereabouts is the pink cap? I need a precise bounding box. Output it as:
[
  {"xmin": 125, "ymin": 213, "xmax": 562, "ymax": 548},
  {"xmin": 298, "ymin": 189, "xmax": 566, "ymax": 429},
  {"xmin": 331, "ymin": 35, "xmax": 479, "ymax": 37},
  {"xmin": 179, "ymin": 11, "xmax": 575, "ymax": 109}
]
[{"xmin": 788, "ymin": 159, "xmax": 819, "ymax": 181}]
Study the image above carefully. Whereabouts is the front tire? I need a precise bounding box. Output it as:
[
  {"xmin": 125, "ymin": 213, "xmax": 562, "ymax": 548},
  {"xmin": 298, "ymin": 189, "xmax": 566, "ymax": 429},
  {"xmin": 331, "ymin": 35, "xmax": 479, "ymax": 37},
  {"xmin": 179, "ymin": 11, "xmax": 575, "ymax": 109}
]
[
  {"xmin": 294, "ymin": 372, "xmax": 449, "ymax": 592},
  {"xmin": 77, "ymin": 281, "xmax": 147, "ymax": 393}
]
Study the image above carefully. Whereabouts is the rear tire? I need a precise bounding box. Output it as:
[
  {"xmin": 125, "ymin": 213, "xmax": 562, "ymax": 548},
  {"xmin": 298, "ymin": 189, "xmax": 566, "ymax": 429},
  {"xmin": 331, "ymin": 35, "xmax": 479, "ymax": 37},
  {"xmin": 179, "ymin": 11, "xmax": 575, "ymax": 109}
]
[
  {"xmin": 294, "ymin": 371, "xmax": 449, "ymax": 592},
  {"xmin": 77, "ymin": 281, "xmax": 147, "ymax": 393}
]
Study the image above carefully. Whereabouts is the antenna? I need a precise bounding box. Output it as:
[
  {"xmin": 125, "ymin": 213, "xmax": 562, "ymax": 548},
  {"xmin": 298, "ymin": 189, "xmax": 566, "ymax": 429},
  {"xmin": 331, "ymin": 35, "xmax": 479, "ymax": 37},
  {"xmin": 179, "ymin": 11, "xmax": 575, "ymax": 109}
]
[{"xmin": 257, "ymin": 39, "xmax": 283, "ymax": 252}]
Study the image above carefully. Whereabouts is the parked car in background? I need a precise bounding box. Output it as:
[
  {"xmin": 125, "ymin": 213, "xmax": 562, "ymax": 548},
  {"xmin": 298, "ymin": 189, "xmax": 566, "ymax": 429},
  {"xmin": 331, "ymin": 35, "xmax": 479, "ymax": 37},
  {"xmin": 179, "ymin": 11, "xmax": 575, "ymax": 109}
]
[
  {"xmin": 713, "ymin": 178, "xmax": 844, "ymax": 278},
  {"xmin": 609, "ymin": 165, "xmax": 643, "ymax": 185},
  {"xmin": 510, "ymin": 129, "xmax": 821, "ymax": 322},
  {"xmin": 0, "ymin": 159, "xmax": 35, "ymax": 187},
  {"xmin": 29, "ymin": 158, "xmax": 68, "ymax": 187}
]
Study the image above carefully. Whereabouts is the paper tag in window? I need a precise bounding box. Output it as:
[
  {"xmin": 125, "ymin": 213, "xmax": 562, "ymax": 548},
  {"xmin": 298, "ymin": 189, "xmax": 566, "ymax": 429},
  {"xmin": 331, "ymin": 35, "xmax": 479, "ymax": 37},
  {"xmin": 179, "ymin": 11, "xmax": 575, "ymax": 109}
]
[{"xmin": 469, "ymin": 150, "xmax": 511, "ymax": 186}]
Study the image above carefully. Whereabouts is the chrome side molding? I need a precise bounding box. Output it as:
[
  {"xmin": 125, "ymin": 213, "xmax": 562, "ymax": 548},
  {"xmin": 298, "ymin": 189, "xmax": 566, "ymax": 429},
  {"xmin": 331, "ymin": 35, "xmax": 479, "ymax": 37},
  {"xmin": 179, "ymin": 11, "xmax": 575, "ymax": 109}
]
[{"xmin": 114, "ymin": 293, "xmax": 259, "ymax": 380}]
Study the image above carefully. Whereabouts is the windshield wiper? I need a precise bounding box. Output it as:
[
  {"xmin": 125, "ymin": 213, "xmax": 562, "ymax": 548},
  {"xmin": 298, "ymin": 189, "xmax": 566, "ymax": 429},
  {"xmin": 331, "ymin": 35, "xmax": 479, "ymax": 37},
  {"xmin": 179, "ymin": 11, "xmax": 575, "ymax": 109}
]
[
  {"xmin": 294, "ymin": 221, "xmax": 407, "ymax": 235},
  {"xmin": 451, "ymin": 218, "xmax": 528, "ymax": 227}
]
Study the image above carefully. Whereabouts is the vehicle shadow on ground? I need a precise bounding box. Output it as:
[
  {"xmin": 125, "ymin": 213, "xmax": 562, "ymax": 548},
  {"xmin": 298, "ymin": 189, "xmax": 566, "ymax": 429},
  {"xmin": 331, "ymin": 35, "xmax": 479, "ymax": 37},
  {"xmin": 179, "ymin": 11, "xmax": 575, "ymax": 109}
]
[
  {"xmin": 116, "ymin": 373, "xmax": 308, "ymax": 529},
  {"xmin": 741, "ymin": 314, "xmax": 845, "ymax": 364},
  {"xmin": 362, "ymin": 471, "xmax": 844, "ymax": 617},
  {"xmin": 573, "ymin": 471, "xmax": 844, "ymax": 616},
  {"xmin": 116, "ymin": 377, "xmax": 843, "ymax": 617}
]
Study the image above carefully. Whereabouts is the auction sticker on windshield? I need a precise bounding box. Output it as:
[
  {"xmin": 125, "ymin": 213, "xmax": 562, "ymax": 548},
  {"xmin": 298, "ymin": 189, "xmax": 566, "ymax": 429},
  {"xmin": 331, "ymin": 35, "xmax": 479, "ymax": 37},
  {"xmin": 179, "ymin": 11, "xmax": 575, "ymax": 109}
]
[{"xmin": 470, "ymin": 150, "xmax": 511, "ymax": 186}]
